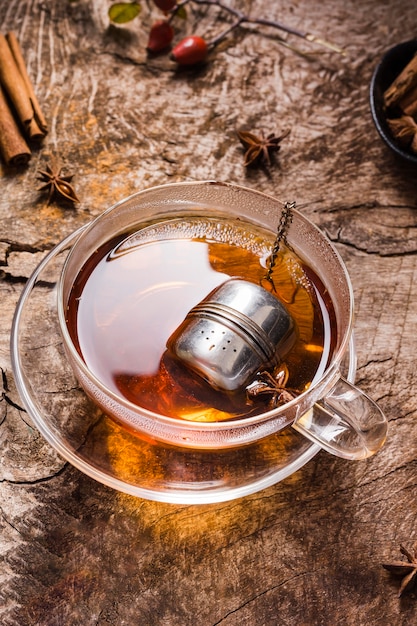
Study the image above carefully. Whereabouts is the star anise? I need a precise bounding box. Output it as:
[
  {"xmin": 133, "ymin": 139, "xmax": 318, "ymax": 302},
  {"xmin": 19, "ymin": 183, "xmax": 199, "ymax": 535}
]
[
  {"xmin": 237, "ymin": 128, "xmax": 290, "ymax": 167},
  {"xmin": 246, "ymin": 366, "xmax": 299, "ymax": 409},
  {"xmin": 37, "ymin": 163, "xmax": 80, "ymax": 204},
  {"xmin": 382, "ymin": 545, "xmax": 417, "ymax": 597}
]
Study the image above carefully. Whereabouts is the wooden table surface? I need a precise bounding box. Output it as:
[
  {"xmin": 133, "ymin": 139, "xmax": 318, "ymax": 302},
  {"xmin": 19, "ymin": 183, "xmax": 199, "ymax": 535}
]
[{"xmin": 1, "ymin": 1, "xmax": 417, "ymax": 624}]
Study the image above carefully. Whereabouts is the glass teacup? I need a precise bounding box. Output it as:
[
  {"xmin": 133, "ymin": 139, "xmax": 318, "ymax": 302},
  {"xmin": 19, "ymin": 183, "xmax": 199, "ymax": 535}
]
[{"xmin": 57, "ymin": 181, "xmax": 387, "ymax": 460}]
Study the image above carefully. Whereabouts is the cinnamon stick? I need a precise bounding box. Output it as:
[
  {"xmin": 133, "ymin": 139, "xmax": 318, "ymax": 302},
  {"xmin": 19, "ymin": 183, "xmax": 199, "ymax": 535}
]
[
  {"xmin": 398, "ymin": 83, "xmax": 417, "ymax": 118},
  {"xmin": 0, "ymin": 83, "xmax": 31, "ymax": 166},
  {"xmin": 387, "ymin": 115, "xmax": 417, "ymax": 154},
  {"xmin": 0, "ymin": 33, "xmax": 45, "ymax": 141},
  {"xmin": 384, "ymin": 53, "xmax": 417, "ymax": 109},
  {"xmin": 6, "ymin": 32, "xmax": 48, "ymax": 134}
]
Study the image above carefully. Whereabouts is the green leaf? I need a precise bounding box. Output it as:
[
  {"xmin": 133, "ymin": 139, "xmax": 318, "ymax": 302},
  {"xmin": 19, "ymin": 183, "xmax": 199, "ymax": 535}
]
[
  {"xmin": 108, "ymin": 2, "xmax": 141, "ymax": 24},
  {"xmin": 175, "ymin": 5, "xmax": 187, "ymax": 19}
]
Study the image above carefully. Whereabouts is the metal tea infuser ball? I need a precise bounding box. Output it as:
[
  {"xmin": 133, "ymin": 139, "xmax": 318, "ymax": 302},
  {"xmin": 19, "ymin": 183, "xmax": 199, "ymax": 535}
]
[{"xmin": 167, "ymin": 277, "xmax": 296, "ymax": 392}]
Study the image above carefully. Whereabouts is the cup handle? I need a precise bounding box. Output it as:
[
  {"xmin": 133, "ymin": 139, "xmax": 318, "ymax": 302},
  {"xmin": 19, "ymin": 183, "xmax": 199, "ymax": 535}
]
[{"xmin": 291, "ymin": 376, "xmax": 388, "ymax": 460}]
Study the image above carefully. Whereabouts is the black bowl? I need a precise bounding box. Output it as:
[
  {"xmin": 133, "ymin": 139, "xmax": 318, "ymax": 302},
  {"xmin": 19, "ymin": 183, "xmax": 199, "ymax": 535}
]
[{"xmin": 370, "ymin": 39, "xmax": 417, "ymax": 165}]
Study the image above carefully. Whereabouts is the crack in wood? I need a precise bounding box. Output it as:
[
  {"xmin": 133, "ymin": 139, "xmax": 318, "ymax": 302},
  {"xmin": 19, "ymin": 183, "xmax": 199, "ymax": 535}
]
[
  {"xmin": 0, "ymin": 463, "xmax": 69, "ymax": 487},
  {"xmin": 1, "ymin": 368, "xmax": 26, "ymax": 414},
  {"xmin": 211, "ymin": 571, "xmax": 313, "ymax": 625}
]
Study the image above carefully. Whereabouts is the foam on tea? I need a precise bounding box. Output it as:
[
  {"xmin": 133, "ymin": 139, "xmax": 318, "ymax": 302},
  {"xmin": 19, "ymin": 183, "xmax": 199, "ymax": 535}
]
[{"xmin": 65, "ymin": 216, "xmax": 336, "ymax": 423}]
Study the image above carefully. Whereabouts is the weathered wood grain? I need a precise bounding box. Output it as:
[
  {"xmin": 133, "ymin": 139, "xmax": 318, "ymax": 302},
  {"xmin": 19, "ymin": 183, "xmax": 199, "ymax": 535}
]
[{"xmin": 1, "ymin": 1, "xmax": 417, "ymax": 624}]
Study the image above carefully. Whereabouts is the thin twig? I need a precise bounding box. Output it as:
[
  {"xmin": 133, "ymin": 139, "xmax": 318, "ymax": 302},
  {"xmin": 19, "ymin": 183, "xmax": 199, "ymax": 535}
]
[{"xmin": 172, "ymin": 0, "xmax": 345, "ymax": 54}]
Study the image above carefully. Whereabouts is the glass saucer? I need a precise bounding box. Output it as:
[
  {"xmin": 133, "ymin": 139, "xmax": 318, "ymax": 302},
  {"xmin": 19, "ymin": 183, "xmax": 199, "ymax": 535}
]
[{"xmin": 10, "ymin": 227, "xmax": 356, "ymax": 504}]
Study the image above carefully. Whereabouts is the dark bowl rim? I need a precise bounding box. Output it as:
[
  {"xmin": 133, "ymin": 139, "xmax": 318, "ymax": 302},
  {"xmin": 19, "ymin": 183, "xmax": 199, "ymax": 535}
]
[{"xmin": 370, "ymin": 38, "xmax": 417, "ymax": 165}]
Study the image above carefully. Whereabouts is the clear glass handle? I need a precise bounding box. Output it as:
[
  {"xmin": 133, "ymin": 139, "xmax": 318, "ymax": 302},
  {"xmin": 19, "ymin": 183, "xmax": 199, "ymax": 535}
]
[{"xmin": 292, "ymin": 377, "xmax": 388, "ymax": 460}]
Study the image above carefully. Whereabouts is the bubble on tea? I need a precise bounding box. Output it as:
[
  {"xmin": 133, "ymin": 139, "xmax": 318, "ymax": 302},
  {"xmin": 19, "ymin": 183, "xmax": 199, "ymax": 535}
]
[{"xmin": 111, "ymin": 218, "xmax": 270, "ymax": 259}]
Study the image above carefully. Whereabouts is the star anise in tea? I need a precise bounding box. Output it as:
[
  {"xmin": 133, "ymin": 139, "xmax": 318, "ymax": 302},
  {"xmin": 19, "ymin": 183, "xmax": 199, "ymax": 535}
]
[
  {"xmin": 246, "ymin": 365, "xmax": 299, "ymax": 409},
  {"xmin": 237, "ymin": 128, "xmax": 290, "ymax": 167},
  {"xmin": 382, "ymin": 545, "xmax": 417, "ymax": 597},
  {"xmin": 37, "ymin": 163, "xmax": 80, "ymax": 204}
]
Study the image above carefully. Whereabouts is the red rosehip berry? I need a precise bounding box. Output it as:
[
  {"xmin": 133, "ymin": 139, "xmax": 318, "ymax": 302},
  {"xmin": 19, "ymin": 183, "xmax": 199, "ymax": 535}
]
[
  {"xmin": 147, "ymin": 20, "xmax": 174, "ymax": 53},
  {"xmin": 153, "ymin": 0, "xmax": 176, "ymax": 11},
  {"xmin": 170, "ymin": 36, "xmax": 208, "ymax": 66}
]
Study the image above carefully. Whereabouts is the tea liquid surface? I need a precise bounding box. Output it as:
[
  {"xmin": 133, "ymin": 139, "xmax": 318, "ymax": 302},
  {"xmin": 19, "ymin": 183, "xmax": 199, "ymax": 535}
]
[{"xmin": 66, "ymin": 217, "xmax": 336, "ymax": 422}]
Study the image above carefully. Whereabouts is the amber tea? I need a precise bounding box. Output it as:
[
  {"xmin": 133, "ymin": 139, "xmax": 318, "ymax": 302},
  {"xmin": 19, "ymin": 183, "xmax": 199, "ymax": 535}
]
[{"xmin": 65, "ymin": 216, "xmax": 336, "ymax": 423}]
